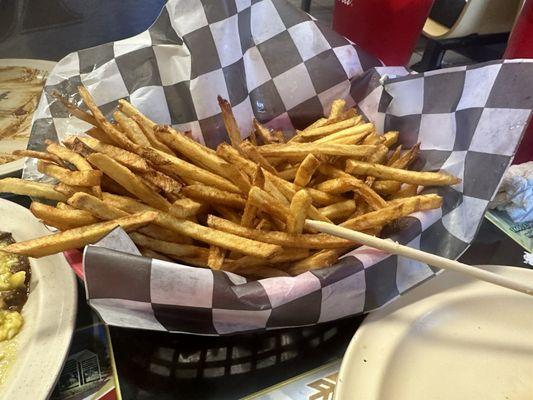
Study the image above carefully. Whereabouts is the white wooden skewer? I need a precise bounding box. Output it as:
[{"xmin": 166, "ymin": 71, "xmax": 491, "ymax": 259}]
[{"xmin": 305, "ymin": 219, "xmax": 533, "ymax": 296}]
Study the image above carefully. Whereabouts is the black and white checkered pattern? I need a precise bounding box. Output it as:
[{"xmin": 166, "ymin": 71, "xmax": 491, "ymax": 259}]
[{"xmin": 26, "ymin": 0, "xmax": 533, "ymax": 334}]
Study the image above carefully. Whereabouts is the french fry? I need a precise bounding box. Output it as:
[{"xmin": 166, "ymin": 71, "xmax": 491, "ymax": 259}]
[
  {"xmin": 139, "ymin": 247, "xmax": 174, "ymax": 262},
  {"xmin": 382, "ymin": 131, "xmax": 399, "ymax": 148},
  {"xmin": 389, "ymin": 184, "xmax": 419, "ymax": 200},
  {"xmin": 387, "ymin": 145, "xmax": 402, "ymax": 166},
  {"xmin": 67, "ymin": 137, "xmax": 151, "ymax": 172},
  {"xmin": 87, "ymin": 153, "xmax": 171, "ymax": 211},
  {"xmin": 249, "ymin": 128, "xmax": 258, "ymax": 145},
  {"xmin": 239, "ymin": 141, "xmax": 278, "ymax": 175},
  {"xmin": 240, "ymin": 196, "xmax": 258, "ymax": 228},
  {"xmin": 218, "ymin": 96, "xmax": 242, "ymax": 148},
  {"xmin": 252, "ymin": 166, "xmax": 266, "ymax": 188},
  {"xmin": 207, "ymin": 245, "xmax": 226, "ymax": 269},
  {"xmin": 51, "ymin": 91, "xmax": 97, "ymax": 126},
  {"xmin": 216, "ymin": 142, "xmax": 256, "ymax": 177},
  {"xmin": 182, "ymin": 184, "xmax": 246, "ymax": 209},
  {"xmin": 299, "ymin": 117, "xmax": 360, "ymax": 139},
  {"xmin": 54, "ymin": 183, "xmax": 93, "ymax": 197},
  {"xmin": 0, "ymin": 178, "xmax": 67, "ymax": 201},
  {"xmin": 303, "ymin": 118, "xmax": 328, "ymax": 132},
  {"xmin": 287, "ymin": 249, "xmax": 349, "ymax": 275},
  {"xmin": 278, "ymin": 165, "xmax": 299, "ymax": 181},
  {"xmin": 137, "ymin": 224, "xmax": 192, "ymax": 245},
  {"xmin": 128, "ymin": 114, "xmax": 174, "ymax": 155},
  {"xmin": 3, "ymin": 211, "xmax": 158, "ymax": 258},
  {"xmin": 207, "ymin": 215, "xmax": 352, "ymax": 249},
  {"xmin": 286, "ymin": 190, "xmax": 312, "ymax": 234},
  {"xmin": 240, "ymin": 167, "xmax": 264, "ymax": 227},
  {"xmin": 129, "ymin": 232, "xmax": 208, "ymax": 259},
  {"xmin": 346, "ymin": 159, "xmax": 460, "ymax": 186},
  {"xmin": 45, "ymin": 141, "xmax": 92, "ymax": 171},
  {"xmin": 140, "ymin": 147, "xmax": 241, "ymax": 193},
  {"xmin": 328, "ymin": 99, "xmax": 345, "ymax": 120},
  {"xmin": 155, "ymin": 212, "xmax": 282, "ymax": 258},
  {"xmin": 265, "ymin": 174, "xmax": 334, "ymax": 220},
  {"xmin": 391, "ymin": 143, "xmax": 420, "ymax": 169},
  {"xmin": 99, "ymin": 175, "xmax": 133, "ymax": 197},
  {"xmin": 305, "ymin": 188, "xmax": 345, "ymax": 207},
  {"xmin": 170, "ymin": 198, "xmax": 207, "ymax": 219},
  {"xmin": 85, "ymin": 127, "xmax": 116, "ymax": 145},
  {"xmin": 154, "ymin": 125, "xmax": 250, "ymax": 192},
  {"xmin": 257, "ymin": 143, "xmax": 378, "ymax": 158},
  {"xmin": 30, "ymin": 202, "xmax": 98, "ymax": 230},
  {"xmin": 67, "ymin": 192, "xmax": 128, "ymax": 220},
  {"xmin": 294, "ymin": 154, "xmax": 321, "ymax": 187},
  {"xmin": 118, "ymin": 99, "xmax": 174, "ymax": 155},
  {"xmin": 101, "ymin": 192, "xmax": 152, "ymax": 213},
  {"xmin": 113, "ymin": 110, "xmax": 151, "ymax": 147},
  {"xmin": 213, "ymin": 205, "xmax": 241, "ymax": 224},
  {"xmin": 56, "ymin": 202, "xmax": 75, "ymax": 210},
  {"xmin": 326, "ymin": 134, "xmax": 369, "ymax": 145},
  {"xmin": 371, "ymin": 180, "xmax": 401, "ymax": 195},
  {"xmin": 315, "ymin": 172, "xmax": 387, "ymax": 210},
  {"xmin": 253, "ymin": 119, "xmax": 284, "ymax": 144},
  {"xmin": 318, "ymin": 200, "xmax": 357, "ymax": 220},
  {"xmin": 139, "ymin": 169, "xmax": 182, "ymax": 194},
  {"xmin": 78, "ymin": 86, "xmax": 138, "ymax": 151},
  {"xmin": 362, "ymin": 132, "xmax": 384, "ymax": 145},
  {"xmin": 313, "ymin": 123, "xmax": 373, "ymax": 144},
  {"xmin": 341, "ymin": 194, "xmax": 443, "ymax": 231},
  {"xmin": 12, "ymin": 149, "xmax": 63, "ymax": 166},
  {"xmin": 46, "ymin": 140, "xmax": 102, "ymax": 197},
  {"xmin": 255, "ymin": 218, "xmax": 271, "ymax": 230},
  {"xmin": 37, "ymin": 161, "xmax": 102, "ymax": 187},
  {"xmin": 342, "ymin": 108, "xmax": 358, "ymax": 120},
  {"xmin": 248, "ymin": 186, "xmax": 290, "ymax": 223},
  {"xmin": 363, "ymin": 145, "xmax": 390, "ymax": 188},
  {"xmin": 263, "ymin": 176, "xmax": 290, "ymax": 206}
]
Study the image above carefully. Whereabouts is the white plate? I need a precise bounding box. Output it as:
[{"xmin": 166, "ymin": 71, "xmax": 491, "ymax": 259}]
[
  {"xmin": 335, "ymin": 265, "xmax": 533, "ymax": 400},
  {"xmin": 0, "ymin": 59, "xmax": 56, "ymax": 178},
  {"xmin": 0, "ymin": 199, "xmax": 77, "ymax": 399}
]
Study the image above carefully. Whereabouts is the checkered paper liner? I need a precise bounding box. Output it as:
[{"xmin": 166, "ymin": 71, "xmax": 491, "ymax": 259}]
[{"xmin": 25, "ymin": 0, "xmax": 533, "ymax": 334}]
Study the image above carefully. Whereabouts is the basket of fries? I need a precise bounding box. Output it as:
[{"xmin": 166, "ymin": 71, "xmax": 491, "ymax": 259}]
[{"xmin": 2, "ymin": 0, "xmax": 532, "ymax": 335}]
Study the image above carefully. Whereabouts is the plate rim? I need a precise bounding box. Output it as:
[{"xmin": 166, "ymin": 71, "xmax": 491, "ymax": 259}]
[
  {"xmin": 334, "ymin": 265, "xmax": 533, "ymax": 400},
  {"xmin": 0, "ymin": 198, "xmax": 77, "ymax": 399},
  {"xmin": 0, "ymin": 58, "xmax": 56, "ymax": 178}
]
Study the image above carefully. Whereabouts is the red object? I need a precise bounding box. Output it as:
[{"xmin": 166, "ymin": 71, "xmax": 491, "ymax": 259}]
[
  {"xmin": 332, "ymin": 0, "xmax": 434, "ymax": 66},
  {"xmin": 504, "ymin": 0, "xmax": 533, "ymax": 163},
  {"xmin": 64, "ymin": 249, "xmax": 84, "ymax": 280},
  {"xmin": 504, "ymin": 1, "xmax": 533, "ymax": 59}
]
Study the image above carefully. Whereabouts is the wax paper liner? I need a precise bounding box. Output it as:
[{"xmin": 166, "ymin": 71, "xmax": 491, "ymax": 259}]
[{"xmin": 25, "ymin": 0, "xmax": 533, "ymax": 334}]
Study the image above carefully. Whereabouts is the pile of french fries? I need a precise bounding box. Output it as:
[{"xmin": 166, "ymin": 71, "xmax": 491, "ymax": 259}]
[{"xmin": 0, "ymin": 86, "xmax": 459, "ymax": 279}]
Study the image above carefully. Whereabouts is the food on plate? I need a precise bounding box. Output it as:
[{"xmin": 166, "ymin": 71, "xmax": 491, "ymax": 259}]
[
  {"xmin": 0, "ymin": 66, "xmax": 48, "ymax": 166},
  {"xmin": 0, "ymin": 86, "xmax": 460, "ymax": 279},
  {"xmin": 0, "ymin": 232, "xmax": 30, "ymax": 342}
]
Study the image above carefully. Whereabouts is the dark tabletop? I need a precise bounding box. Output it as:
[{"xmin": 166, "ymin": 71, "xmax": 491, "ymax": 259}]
[{"xmin": 1, "ymin": 2, "xmax": 530, "ymax": 399}]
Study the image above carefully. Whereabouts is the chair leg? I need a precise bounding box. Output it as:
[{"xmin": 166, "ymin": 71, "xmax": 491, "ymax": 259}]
[
  {"xmin": 301, "ymin": 0, "xmax": 311, "ymax": 13},
  {"xmin": 411, "ymin": 39, "xmax": 445, "ymax": 72}
]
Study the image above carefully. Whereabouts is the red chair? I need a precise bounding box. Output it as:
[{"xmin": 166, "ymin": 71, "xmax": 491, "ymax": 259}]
[
  {"xmin": 332, "ymin": 0, "xmax": 434, "ymax": 66},
  {"xmin": 504, "ymin": 0, "xmax": 533, "ymax": 163}
]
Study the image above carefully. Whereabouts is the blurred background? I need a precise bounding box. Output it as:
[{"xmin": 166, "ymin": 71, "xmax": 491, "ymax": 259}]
[{"xmin": 0, "ymin": 0, "xmax": 524, "ymax": 69}]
